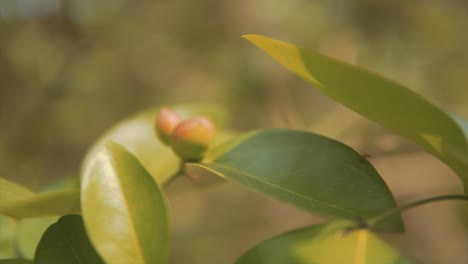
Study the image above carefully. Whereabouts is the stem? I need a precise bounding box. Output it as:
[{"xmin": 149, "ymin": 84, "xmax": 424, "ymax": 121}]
[{"xmin": 369, "ymin": 194, "xmax": 468, "ymax": 227}]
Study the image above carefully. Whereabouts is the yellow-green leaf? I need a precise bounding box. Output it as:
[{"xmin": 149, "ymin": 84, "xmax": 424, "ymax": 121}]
[
  {"xmin": 244, "ymin": 34, "xmax": 468, "ymax": 192},
  {"xmin": 81, "ymin": 141, "xmax": 169, "ymax": 264},
  {"xmin": 0, "ymin": 178, "xmax": 35, "ymax": 209},
  {"xmin": 0, "ymin": 190, "xmax": 80, "ymax": 219},
  {"xmin": 13, "ymin": 176, "xmax": 80, "ymax": 258},
  {"xmin": 0, "ymin": 178, "xmax": 79, "ymax": 219},
  {"xmin": 0, "ymin": 216, "xmax": 16, "ymax": 258},
  {"xmin": 235, "ymin": 221, "xmax": 411, "ymax": 264}
]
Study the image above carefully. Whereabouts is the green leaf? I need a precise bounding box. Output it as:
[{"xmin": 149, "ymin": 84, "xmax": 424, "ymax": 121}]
[
  {"xmin": 0, "ymin": 177, "xmax": 80, "ymax": 219},
  {"xmin": 0, "ymin": 190, "xmax": 80, "ymax": 219},
  {"xmin": 0, "ymin": 216, "xmax": 16, "ymax": 258},
  {"xmin": 0, "ymin": 260, "xmax": 33, "ymax": 264},
  {"xmin": 188, "ymin": 129, "xmax": 402, "ymax": 231},
  {"xmin": 82, "ymin": 104, "xmax": 229, "ymax": 185},
  {"xmin": 13, "ymin": 177, "xmax": 80, "ymax": 258},
  {"xmin": 14, "ymin": 217, "xmax": 58, "ymax": 259},
  {"xmin": 81, "ymin": 141, "xmax": 170, "ymax": 264},
  {"xmin": 34, "ymin": 215, "xmax": 104, "ymax": 264},
  {"xmin": 235, "ymin": 221, "xmax": 411, "ymax": 264},
  {"xmin": 244, "ymin": 34, "xmax": 468, "ymax": 192},
  {"xmin": 0, "ymin": 178, "xmax": 35, "ymax": 208},
  {"xmin": 41, "ymin": 176, "xmax": 80, "ymax": 192}
]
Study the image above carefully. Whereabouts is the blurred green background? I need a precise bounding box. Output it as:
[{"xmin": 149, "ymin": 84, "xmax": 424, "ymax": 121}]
[{"xmin": 1, "ymin": 0, "xmax": 468, "ymax": 263}]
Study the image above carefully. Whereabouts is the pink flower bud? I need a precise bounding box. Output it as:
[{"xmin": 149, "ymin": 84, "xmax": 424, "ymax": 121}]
[
  {"xmin": 171, "ymin": 117, "xmax": 216, "ymax": 161},
  {"xmin": 155, "ymin": 108, "xmax": 182, "ymax": 145}
]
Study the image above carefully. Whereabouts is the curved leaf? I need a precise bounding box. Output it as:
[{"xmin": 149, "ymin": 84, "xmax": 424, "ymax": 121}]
[
  {"xmin": 35, "ymin": 215, "xmax": 104, "ymax": 264},
  {"xmin": 244, "ymin": 34, "xmax": 468, "ymax": 192},
  {"xmin": 0, "ymin": 190, "xmax": 80, "ymax": 219},
  {"xmin": 81, "ymin": 104, "xmax": 228, "ymax": 185},
  {"xmin": 235, "ymin": 221, "xmax": 411, "ymax": 264},
  {"xmin": 188, "ymin": 129, "xmax": 402, "ymax": 231},
  {"xmin": 81, "ymin": 141, "xmax": 169, "ymax": 264}
]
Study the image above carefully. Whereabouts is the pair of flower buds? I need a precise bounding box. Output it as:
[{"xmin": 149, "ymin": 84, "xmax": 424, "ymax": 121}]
[{"xmin": 155, "ymin": 108, "xmax": 216, "ymax": 161}]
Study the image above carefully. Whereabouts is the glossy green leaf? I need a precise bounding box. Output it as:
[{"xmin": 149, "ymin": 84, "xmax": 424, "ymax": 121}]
[
  {"xmin": 0, "ymin": 260, "xmax": 33, "ymax": 264},
  {"xmin": 0, "ymin": 190, "xmax": 80, "ymax": 219},
  {"xmin": 235, "ymin": 221, "xmax": 411, "ymax": 264},
  {"xmin": 0, "ymin": 216, "xmax": 16, "ymax": 258},
  {"xmin": 15, "ymin": 217, "xmax": 58, "ymax": 259},
  {"xmin": 81, "ymin": 141, "xmax": 169, "ymax": 264},
  {"xmin": 188, "ymin": 129, "xmax": 402, "ymax": 231},
  {"xmin": 82, "ymin": 104, "xmax": 229, "ymax": 185},
  {"xmin": 244, "ymin": 34, "xmax": 468, "ymax": 192},
  {"xmin": 35, "ymin": 215, "xmax": 104, "ymax": 264}
]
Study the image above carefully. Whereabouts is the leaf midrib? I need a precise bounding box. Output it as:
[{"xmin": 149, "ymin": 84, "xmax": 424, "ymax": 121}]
[
  {"xmin": 353, "ymin": 231, "xmax": 368, "ymax": 264},
  {"xmin": 195, "ymin": 162, "xmax": 358, "ymax": 217},
  {"xmin": 108, "ymin": 152, "xmax": 146, "ymax": 264},
  {"xmin": 60, "ymin": 228, "xmax": 83, "ymax": 264}
]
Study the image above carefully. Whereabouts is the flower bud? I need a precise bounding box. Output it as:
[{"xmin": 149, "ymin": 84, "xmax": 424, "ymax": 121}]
[
  {"xmin": 155, "ymin": 108, "xmax": 182, "ymax": 145},
  {"xmin": 171, "ymin": 117, "xmax": 216, "ymax": 161}
]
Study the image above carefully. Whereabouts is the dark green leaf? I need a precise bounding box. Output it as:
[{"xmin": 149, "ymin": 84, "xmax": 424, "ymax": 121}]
[
  {"xmin": 188, "ymin": 129, "xmax": 402, "ymax": 231},
  {"xmin": 81, "ymin": 141, "xmax": 170, "ymax": 263},
  {"xmin": 244, "ymin": 34, "xmax": 468, "ymax": 192},
  {"xmin": 82, "ymin": 104, "xmax": 229, "ymax": 185},
  {"xmin": 235, "ymin": 221, "xmax": 411, "ymax": 264},
  {"xmin": 35, "ymin": 215, "xmax": 104, "ymax": 264}
]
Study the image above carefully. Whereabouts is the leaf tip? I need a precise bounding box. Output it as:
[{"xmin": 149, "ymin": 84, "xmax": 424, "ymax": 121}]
[
  {"xmin": 242, "ymin": 34, "xmax": 270, "ymax": 45},
  {"xmin": 101, "ymin": 140, "xmax": 128, "ymax": 157},
  {"xmin": 241, "ymin": 34, "xmax": 259, "ymax": 40},
  {"xmin": 103, "ymin": 139, "xmax": 120, "ymax": 149}
]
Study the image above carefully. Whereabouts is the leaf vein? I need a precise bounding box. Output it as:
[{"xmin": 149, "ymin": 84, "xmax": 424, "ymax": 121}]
[{"xmin": 203, "ymin": 162, "xmax": 358, "ymax": 217}]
